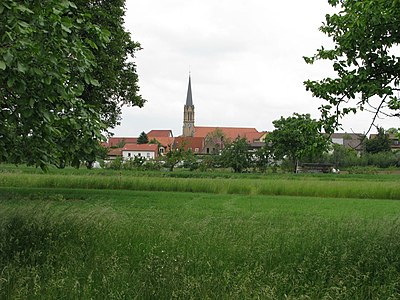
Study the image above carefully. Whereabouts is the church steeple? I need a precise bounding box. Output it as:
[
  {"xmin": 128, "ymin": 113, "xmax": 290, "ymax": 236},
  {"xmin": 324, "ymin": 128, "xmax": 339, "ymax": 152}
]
[
  {"xmin": 183, "ymin": 74, "xmax": 195, "ymax": 137},
  {"xmin": 186, "ymin": 75, "xmax": 193, "ymax": 106}
]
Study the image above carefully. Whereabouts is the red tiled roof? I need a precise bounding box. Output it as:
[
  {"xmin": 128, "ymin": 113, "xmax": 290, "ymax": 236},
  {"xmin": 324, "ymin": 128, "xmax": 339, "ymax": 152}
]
[
  {"xmin": 108, "ymin": 137, "xmax": 137, "ymax": 147},
  {"xmin": 108, "ymin": 148, "xmax": 122, "ymax": 156},
  {"xmin": 148, "ymin": 137, "xmax": 175, "ymax": 147},
  {"xmin": 122, "ymin": 144, "xmax": 159, "ymax": 152},
  {"xmin": 193, "ymin": 126, "xmax": 260, "ymax": 141},
  {"xmin": 147, "ymin": 130, "xmax": 173, "ymax": 138},
  {"xmin": 174, "ymin": 137, "xmax": 204, "ymax": 152}
]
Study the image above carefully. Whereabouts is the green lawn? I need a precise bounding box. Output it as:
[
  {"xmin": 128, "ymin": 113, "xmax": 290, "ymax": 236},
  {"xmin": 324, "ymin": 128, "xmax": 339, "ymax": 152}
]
[{"xmin": 1, "ymin": 184, "xmax": 400, "ymax": 299}]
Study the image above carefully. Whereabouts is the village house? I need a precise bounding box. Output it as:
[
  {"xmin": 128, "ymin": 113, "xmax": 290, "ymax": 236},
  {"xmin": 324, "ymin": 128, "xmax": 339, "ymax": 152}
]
[
  {"xmin": 330, "ymin": 132, "xmax": 365, "ymax": 153},
  {"xmin": 369, "ymin": 133, "xmax": 400, "ymax": 151},
  {"xmin": 121, "ymin": 143, "xmax": 158, "ymax": 160},
  {"xmin": 147, "ymin": 130, "xmax": 174, "ymax": 155}
]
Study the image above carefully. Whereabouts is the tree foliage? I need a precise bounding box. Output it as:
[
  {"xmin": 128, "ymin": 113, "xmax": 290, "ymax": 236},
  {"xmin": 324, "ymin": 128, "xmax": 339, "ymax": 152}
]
[
  {"xmin": 365, "ymin": 127, "xmax": 391, "ymax": 153},
  {"xmin": 164, "ymin": 145, "xmax": 193, "ymax": 172},
  {"xmin": 266, "ymin": 114, "xmax": 329, "ymax": 172},
  {"xmin": 0, "ymin": 0, "xmax": 143, "ymax": 169},
  {"xmin": 253, "ymin": 146, "xmax": 271, "ymax": 173},
  {"xmin": 326, "ymin": 143, "xmax": 359, "ymax": 168},
  {"xmin": 220, "ymin": 137, "xmax": 251, "ymax": 173},
  {"xmin": 137, "ymin": 131, "xmax": 148, "ymax": 144},
  {"xmin": 304, "ymin": 0, "xmax": 400, "ymax": 133},
  {"xmin": 74, "ymin": 0, "xmax": 144, "ymax": 128}
]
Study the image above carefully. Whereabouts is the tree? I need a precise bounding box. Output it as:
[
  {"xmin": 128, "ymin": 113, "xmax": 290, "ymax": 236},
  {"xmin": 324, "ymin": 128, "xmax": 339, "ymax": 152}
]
[
  {"xmin": 326, "ymin": 143, "xmax": 359, "ymax": 168},
  {"xmin": 304, "ymin": 0, "xmax": 400, "ymax": 134},
  {"xmin": 220, "ymin": 137, "xmax": 251, "ymax": 173},
  {"xmin": 386, "ymin": 127, "xmax": 399, "ymax": 135},
  {"xmin": 137, "ymin": 131, "xmax": 148, "ymax": 144},
  {"xmin": 266, "ymin": 113, "xmax": 329, "ymax": 173},
  {"xmin": 164, "ymin": 145, "xmax": 193, "ymax": 172},
  {"xmin": 73, "ymin": 0, "xmax": 145, "ymax": 129},
  {"xmin": 0, "ymin": 0, "xmax": 143, "ymax": 169},
  {"xmin": 365, "ymin": 127, "xmax": 391, "ymax": 153},
  {"xmin": 253, "ymin": 146, "xmax": 270, "ymax": 173}
]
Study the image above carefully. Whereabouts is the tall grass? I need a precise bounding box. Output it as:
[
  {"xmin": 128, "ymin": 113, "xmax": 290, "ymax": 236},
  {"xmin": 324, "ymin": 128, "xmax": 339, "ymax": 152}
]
[
  {"xmin": 1, "ymin": 188, "xmax": 400, "ymax": 299},
  {"xmin": 1, "ymin": 172, "xmax": 400, "ymax": 199}
]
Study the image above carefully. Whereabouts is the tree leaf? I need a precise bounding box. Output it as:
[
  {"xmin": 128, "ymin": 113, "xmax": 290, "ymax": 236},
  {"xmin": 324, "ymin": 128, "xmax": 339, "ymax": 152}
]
[{"xmin": 17, "ymin": 62, "xmax": 27, "ymax": 73}]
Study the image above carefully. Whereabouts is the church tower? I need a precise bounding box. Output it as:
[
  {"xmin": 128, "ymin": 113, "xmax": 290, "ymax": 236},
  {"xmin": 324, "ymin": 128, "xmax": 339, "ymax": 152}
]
[{"xmin": 183, "ymin": 74, "xmax": 195, "ymax": 137}]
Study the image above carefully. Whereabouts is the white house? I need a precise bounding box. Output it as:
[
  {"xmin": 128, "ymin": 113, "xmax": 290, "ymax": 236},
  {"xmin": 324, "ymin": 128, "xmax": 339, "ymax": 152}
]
[{"xmin": 121, "ymin": 144, "xmax": 158, "ymax": 160}]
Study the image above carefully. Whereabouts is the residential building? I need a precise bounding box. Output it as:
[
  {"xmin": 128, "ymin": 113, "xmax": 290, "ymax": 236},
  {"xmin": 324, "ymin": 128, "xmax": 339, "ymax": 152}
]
[
  {"xmin": 330, "ymin": 133, "xmax": 365, "ymax": 152},
  {"xmin": 121, "ymin": 144, "xmax": 158, "ymax": 160},
  {"xmin": 369, "ymin": 133, "xmax": 400, "ymax": 151}
]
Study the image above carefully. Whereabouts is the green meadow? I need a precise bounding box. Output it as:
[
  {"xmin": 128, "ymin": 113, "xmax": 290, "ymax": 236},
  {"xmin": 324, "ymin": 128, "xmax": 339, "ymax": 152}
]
[{"xmin": 1, "ymin": 166, "xmax": 400, "ymax": 299}]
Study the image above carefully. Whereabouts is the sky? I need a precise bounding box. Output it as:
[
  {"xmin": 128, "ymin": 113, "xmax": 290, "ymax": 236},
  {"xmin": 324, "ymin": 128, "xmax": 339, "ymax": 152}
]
[{"xmin": 113, "ymin": 0, "xmax": 400, "ymax": 137}]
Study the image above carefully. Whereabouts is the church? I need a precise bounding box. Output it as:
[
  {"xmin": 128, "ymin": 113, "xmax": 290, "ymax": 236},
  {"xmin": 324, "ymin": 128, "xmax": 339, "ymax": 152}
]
[{"xmin": 176, "ymin": 75, "xmax": 267, "ymax": 154}]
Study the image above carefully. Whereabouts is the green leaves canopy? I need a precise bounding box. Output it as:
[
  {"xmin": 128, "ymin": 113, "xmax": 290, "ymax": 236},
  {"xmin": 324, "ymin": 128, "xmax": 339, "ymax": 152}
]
[
  {"xmin": 220, "ymin": 137, "xmax": 251, "ymax": 173},
  {"xmin": 266, "ymin": 114, "xmax": 329, "ymax": 172},
  {"xmin": 0, "ymin": 0, "xmax": 143, "ymax": 169},
  {"xmin": 74, "ymin": 0, "xmax": 145, "ymax": 128},
  {"xmin": 365, "ymin": 127, "xmax": 391, "ymax": 153},
  {"xmin": 304, "ymin": 0, "xmax": 400, "ymax": 133}
]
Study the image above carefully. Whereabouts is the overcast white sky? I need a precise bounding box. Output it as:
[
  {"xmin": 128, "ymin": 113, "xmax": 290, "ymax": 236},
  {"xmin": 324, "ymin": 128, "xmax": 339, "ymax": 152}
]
[{"xmin": 112, "ymin": 0, "xmax": 399, "ymax": 137}]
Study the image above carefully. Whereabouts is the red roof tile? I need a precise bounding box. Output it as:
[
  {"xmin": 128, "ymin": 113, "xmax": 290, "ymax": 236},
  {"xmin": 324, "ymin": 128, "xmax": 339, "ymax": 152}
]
[
  {"xmin": 122, "ymin": 144, "xmax": 159, "ymax": 152},
  {"xmin": 148, "ymin": 137, "xmax": 175, "ymax": 147},
  {"xmin": 108, "ymin": 137, "xmax": 138, "ymax": 147},
  {"xmin": 108, "ymin": 148, "xmax": 122, "ymax": 156},
  {"xmin": 147, "ymin": 130, "xmax": 173, "ymax": 138},
  {"xmin": 193, "ymin": 127, "xmax": 260, "ymax": 141},
  {"xmin": 174, "ymin": 137, "xmax": 204, "ymax": 152}
]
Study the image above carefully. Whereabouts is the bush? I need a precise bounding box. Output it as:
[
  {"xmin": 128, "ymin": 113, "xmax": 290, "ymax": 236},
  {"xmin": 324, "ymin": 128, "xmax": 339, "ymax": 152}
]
[{"xmin": 108, "ymin": 157, "xmax": 123, "ymax": 170}]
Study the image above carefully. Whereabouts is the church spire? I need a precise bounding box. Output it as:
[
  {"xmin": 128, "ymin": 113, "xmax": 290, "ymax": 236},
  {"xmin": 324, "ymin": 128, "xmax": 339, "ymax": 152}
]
[
  {"xmin": 186, "ymin": 74, "xmax": 193, "ymax": 106},
  {"xmin": 183, "ymin": 73, "xmax": 195, "ymax": 137}
]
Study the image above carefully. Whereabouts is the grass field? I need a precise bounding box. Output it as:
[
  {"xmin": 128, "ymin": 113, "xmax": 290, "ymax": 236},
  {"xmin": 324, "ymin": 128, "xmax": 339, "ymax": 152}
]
[{"xmin": 1, "ymin": 165, "xmax": 400, "ymax": 299}]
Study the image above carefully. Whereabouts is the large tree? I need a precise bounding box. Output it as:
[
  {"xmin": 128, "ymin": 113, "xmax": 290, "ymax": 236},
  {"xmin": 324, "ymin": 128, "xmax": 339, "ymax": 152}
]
[
  {"xmin": 74, "ymin": 0, "xmax": 144, "ymax": 128},
  {"xmin": 266, "ymin": 113, "xmax": 329, "ymax": 173},
  {"xmin": 0, "ymin": 0, "xmax": 143, "ymax": 169},
  {"xmin": 304, "ymin": 0, "xmax": 400, "ymax": 133},
  {"xmin": 220, "ymin": 137, "xmax": 251, "ymax": 173}
]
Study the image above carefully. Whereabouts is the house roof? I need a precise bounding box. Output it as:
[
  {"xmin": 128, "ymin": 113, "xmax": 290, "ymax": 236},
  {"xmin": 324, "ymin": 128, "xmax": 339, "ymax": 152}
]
[
  {"xmin": 148, "ymin": 137, "xmax": 175, "ymax": 147},
  {"xmin": 147, "ymin": 130, "xmax": 173, "ymax": 138},
  {"xmin": 241, "ymin": 131, "xmax": 265, "ymax": 143},
  {"xmin": 369, "ymin": 133, "xmax": 398, "ymax": 140},
  {"xmin": 330, "ymin": 133, "xmax": 364, "ymax": 150},
  {"xmin": 331, "ymin": 133, "xmax": 364, "ymax": 139},
  {"xmin": 108, "ymin": 137, "xmax": 138, "ymax": 147},
  {"xmin": 193, "ymin": 126, "xmax": 260, "ymax": 141},
  {"xmin": 174, "ymin": 137, "xmax": 204, "ymax": 151},
  {"xmin": 122, "ymin": 144, "xmax": 159, "ymax": 152},
  {"xmin": 108, "ymin": 148, "xmax": 122, "ymax": 156}
]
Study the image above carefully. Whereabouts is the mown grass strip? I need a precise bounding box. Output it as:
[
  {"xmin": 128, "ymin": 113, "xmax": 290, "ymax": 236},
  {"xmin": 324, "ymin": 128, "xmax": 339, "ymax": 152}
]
[{"xmin": 1, "ymin": 173, "xmax": 400, "ymax": 200}]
